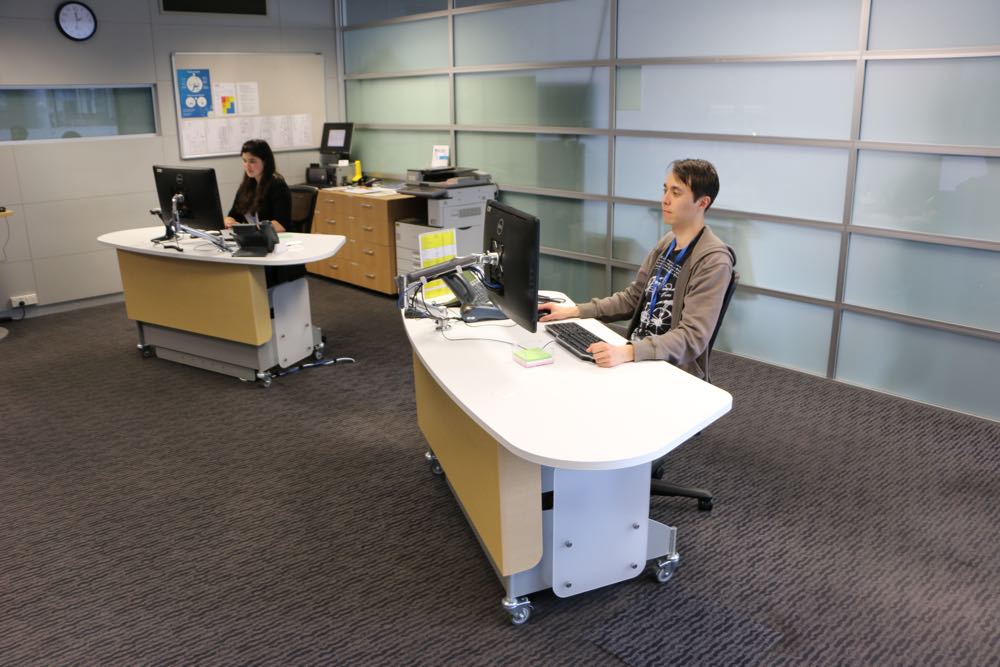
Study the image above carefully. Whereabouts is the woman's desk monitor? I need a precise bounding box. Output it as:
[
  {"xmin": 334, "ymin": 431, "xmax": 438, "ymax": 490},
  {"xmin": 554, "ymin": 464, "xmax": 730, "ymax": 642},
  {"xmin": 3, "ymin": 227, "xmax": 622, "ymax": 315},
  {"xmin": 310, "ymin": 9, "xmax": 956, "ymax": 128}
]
[{"xmin": 152, "ymin": 165, "xmax": 226, "ymax": 231}]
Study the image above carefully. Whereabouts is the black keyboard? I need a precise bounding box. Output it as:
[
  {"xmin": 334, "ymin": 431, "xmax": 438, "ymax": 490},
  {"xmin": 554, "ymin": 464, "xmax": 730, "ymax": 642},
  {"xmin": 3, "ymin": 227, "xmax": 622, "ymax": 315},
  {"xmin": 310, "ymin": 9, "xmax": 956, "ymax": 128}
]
[{"xmin": 544, "ymin": 321, "xmax": 608, "ymax": 362}]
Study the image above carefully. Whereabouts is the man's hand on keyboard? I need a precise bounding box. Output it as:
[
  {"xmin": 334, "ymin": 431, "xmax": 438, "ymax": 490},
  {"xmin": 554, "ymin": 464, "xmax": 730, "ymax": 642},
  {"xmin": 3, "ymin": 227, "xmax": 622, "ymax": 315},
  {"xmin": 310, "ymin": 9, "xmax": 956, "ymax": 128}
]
[
  {"xmin": 588, "ymin": 341, "xmax": 635, "ymax": 368},
  {"xmin": 538, "ymin": 303, "xmax": 579, "ymax": 322}
]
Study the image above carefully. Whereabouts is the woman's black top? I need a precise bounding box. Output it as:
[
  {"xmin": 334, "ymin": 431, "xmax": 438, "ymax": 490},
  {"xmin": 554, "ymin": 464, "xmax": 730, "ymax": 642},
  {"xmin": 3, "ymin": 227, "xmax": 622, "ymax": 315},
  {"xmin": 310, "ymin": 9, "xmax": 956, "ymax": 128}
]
[
  {"xmin": 227, "ymin": 176, "xmax": 293, "ymax": 230},
  {"xmin": 228, "ymin": 176, "xmax": 303, "ymax": 286}
]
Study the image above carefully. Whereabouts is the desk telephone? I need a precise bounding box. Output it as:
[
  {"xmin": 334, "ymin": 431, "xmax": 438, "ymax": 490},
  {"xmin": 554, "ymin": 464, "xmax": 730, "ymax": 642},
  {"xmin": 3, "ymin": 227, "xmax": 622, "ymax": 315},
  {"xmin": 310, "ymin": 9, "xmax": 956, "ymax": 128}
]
[
  {"xmin": 441, "ymin": 270, "xmax": 507, "ymax": 323},
  {"xmin": 231, "ymin": 221, "xmax": 279, "ymax": 257}
]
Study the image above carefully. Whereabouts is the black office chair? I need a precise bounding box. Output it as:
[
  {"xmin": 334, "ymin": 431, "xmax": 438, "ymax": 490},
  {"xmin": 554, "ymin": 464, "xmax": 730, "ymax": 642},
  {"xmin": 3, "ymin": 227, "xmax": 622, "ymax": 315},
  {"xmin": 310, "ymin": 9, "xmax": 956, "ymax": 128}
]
[
  {"xmin": 288, "ymin": 184, "xmax": 319, "ymax": 234},
  {"xmin": 651, "ymin": 268, "xmax": 739, "ymax": 511},
  {"xmin": 266, "ymin": 185, "xmax": 318, "ymax": 287}
]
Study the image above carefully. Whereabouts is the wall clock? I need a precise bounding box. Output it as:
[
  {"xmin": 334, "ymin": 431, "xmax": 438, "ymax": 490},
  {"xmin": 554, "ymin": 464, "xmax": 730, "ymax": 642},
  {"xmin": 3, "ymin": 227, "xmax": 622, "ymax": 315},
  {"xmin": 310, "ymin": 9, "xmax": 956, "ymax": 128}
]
[{"xmin": 55, "ymin": 2, "xmax": 97, "ymax": 42}]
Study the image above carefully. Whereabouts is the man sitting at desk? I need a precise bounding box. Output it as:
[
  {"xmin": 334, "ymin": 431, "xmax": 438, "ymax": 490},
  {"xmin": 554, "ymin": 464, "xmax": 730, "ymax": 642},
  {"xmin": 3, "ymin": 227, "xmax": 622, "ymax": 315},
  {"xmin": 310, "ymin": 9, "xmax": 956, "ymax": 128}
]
[{"xmin": 539, "ymin": 159, "xmax": 734, "ymax": 377}]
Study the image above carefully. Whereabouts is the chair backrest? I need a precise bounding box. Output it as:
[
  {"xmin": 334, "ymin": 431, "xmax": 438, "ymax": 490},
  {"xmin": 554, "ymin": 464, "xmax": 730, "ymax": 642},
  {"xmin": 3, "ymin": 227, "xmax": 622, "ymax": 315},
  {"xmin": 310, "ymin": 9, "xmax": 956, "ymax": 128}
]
[
  {"xmin": 704, "ymin": 269, "xmax": 739, "ymax": 383},
  {"xmin": 288, "ymin": 185, "xmax": 318, "ymax": 234}
]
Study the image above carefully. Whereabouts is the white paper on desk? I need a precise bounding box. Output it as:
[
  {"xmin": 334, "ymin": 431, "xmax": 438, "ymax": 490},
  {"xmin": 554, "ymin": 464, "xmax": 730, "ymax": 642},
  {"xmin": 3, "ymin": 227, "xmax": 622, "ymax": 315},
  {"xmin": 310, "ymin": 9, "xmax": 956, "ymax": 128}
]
[{"xmin": 418, "ymin": 228, "xmax": 458, "ymax": 304}]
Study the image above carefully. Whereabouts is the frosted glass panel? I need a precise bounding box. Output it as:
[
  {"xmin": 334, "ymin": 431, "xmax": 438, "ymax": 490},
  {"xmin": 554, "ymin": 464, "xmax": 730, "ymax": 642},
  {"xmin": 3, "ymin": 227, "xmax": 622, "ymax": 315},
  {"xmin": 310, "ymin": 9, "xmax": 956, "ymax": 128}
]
[
  {"xmin": 455, "ymin": 0, "xmax": 610, "ymax": 66},
  {"xmin": 838, "ymin": 311, "xmax": 1000, "ymax": 421},
  {"xmin": 710, "ymin": 216, "xmax": 841, "ymax": 300},
  {"xmin": 344, "ymin": 19, "xmax": 448, "ymax": 74},
  {"xmin": 612, "ymin": 266, "xmax": 637, "ymax": 294},
  {"xmin": 347, "ymin": 77, "xmax": 449, "ymax": 125},
  {"xmin": 618, "ymin": 0, "xmax": 860, "ymax": 57},
  {"xmin": 352, "ymin": 129, "xmax": 451, "ymax": 176},
  {"xmin": 500, "ymin": 193, "xmax": 608, "ymax": 256},
  {"xmin": 458, "ymin": 132, "xmax": 608, "ymax": 194},
  {"xmin": 714, "ymin": 292, "xmax": 832, "ymax": 376},
  {"xmin": 861, "ymin": 58, "xmax": 1000, "ymax": 147},
  {"xmin": 869, "ymin": 0, "xmax": 1000, "ymax": 50},
  {"xmin": 456, "ymin": 68, "xmax": 610, "ymax": 128},
  {"xmin": 612, "ymin": 204, "xmax": 662, "ymax": 265},
  {"xmin": 853, "ymin": 151, "xmax": 1000, "ymax": 243},
  {"xmin": 615, "ymin": 136, "xmax": 849, "ymax": 222},
  {"xmin": 540, "ymin": 255, "xmax": 605, "ymax": 304},
  {"xmin": 343, "ymin": 0, "xmax": 446, "ymax": 26},
  {"xmin": 844, "ymin": 235, "xmax": 1000, "ymax": 332},
  {"xmin": 616, "ymin": 62, "xmax": 855, "ymax": 140}
]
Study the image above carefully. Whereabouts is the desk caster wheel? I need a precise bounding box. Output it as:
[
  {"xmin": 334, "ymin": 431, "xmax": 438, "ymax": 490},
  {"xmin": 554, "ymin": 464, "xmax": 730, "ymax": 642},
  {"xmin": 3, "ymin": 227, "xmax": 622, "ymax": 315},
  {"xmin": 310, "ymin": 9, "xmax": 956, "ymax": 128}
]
[
  {"xmin": 654, "ymin": 553, "xmax": 681, "ymax": 584},
  {"xmin": 698, "ymin": 498, "xmax": 713, "ymax": 511},
  {"xmin": 313, "ymin": 341, "xmax": 325, "ymax": 361},
  {"xmin": 425, "ymin": 451, "xmax": 443, "ymax": 475},
  {"xmin": 138, "ymin": 344, "xmax": 154, "ymax": 358},
  {"xmin": 502, "ymin": 596, "xmax": 532, "ymax": 626},
  {"xmin": 256, "ymin": 371, "xmax": 272, "ymax": 388}
]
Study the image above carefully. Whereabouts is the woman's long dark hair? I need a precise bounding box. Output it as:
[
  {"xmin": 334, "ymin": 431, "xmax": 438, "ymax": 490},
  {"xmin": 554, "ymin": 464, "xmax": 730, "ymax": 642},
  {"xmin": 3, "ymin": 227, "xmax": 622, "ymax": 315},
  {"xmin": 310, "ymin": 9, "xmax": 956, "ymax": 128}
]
[{"xmin": 235, "ymin": 139, "xmax": 281, "ymax": 215}]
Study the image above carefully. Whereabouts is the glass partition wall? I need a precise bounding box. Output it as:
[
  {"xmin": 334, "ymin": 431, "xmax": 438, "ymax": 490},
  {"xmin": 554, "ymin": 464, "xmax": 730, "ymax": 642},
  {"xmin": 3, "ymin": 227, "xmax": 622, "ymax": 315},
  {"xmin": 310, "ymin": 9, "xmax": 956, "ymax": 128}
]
[{"xmin": 339, "ymin": 0, "xmax": 1000, "ymax": 421}]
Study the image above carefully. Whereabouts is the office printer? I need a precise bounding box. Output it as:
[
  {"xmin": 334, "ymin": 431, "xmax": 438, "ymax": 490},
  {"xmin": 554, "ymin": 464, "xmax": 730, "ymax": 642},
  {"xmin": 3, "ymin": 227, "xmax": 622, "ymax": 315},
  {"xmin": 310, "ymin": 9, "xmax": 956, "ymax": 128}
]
[{"xmin": 399, "ymin": 167, "xmax": 497, "ymax": 228}]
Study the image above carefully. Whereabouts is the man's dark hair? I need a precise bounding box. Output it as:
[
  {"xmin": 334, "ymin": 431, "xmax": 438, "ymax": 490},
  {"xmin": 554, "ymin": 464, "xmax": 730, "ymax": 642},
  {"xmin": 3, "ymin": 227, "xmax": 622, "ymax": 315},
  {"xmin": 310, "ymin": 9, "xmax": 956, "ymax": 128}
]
[{"xmin": 668, "ymin": 159, "xmax": 720, "ymax": 210}]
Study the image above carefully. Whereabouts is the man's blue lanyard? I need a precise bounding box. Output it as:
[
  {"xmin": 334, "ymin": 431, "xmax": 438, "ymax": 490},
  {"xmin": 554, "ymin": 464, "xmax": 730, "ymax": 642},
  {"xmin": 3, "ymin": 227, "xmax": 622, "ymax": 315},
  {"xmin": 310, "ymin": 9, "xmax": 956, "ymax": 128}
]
[{"xmin": 646, "ymin": 239, "xmax": 690, "ymax": 318}]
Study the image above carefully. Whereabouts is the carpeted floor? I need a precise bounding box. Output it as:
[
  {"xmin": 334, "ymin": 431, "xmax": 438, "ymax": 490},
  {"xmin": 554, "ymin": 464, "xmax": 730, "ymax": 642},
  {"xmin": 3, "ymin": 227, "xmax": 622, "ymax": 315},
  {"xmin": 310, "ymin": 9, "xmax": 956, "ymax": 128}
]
[{"xmin": 1, "ymin": 277, "xmax": 998, "ymax": 666}]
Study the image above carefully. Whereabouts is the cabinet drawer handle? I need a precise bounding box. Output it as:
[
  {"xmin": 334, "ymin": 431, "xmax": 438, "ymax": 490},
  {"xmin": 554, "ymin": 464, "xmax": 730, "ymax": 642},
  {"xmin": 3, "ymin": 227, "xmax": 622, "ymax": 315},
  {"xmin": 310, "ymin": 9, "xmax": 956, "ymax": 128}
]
[
  {"xmin": 330, "ymin": 263, "xmax": 340, "ymax": 269},
  {"xmin": 362, "ymin": 225, "xmax": 374, "ymax": 232},
  {"xmin": 324, "ymin": 199, "xmax": 336, "ymax": 204},
  {"xmin": 363, "ymin": 249, "xmax": 375, "ymax": 256},
  {"xmin": 365, "ymin": 272, "xmax": 376, "ymax": 279},
  {"xmin": 360, "ymin": 203, "xmax": 373, "ymax": 209},
  {"xmin": 325, "ymin": 219, "xmax": 337, "ymax": 225}
]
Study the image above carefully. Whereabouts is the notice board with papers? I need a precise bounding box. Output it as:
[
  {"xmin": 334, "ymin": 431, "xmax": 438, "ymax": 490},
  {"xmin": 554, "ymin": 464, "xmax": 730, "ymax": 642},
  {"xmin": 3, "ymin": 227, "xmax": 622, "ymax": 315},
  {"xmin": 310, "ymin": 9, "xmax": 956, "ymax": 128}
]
[{"xmin": 172, "ymin": 51, "xmax": 325, "ymax": 159}]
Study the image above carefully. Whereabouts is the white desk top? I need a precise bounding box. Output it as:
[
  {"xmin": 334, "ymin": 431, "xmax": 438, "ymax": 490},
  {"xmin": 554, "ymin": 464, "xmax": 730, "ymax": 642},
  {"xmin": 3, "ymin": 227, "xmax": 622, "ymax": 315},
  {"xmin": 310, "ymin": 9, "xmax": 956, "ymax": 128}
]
[
  {"xmin": 97, "ymin": 226, "xmax": 345, "ymax": 266},
  {"xmin": 403, "ymin": 295, "xmax": 733, "ymax": 471}
]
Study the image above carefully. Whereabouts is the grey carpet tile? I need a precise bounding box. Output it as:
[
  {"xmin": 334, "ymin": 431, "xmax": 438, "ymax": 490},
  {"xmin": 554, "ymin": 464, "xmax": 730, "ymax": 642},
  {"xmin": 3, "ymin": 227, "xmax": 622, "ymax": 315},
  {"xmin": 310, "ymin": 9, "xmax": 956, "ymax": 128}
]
[{"xmin": 1, "ymin": 277, "xmax": 999, "ymax": 666}]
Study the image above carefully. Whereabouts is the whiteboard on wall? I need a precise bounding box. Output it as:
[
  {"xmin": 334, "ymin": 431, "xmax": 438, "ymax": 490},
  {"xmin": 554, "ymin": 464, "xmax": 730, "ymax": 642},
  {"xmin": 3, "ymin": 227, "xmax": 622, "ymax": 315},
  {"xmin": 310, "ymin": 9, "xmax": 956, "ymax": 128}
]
[{"xmin": 171, "ymin": 52, "xmax": 325, "ymax": 160}]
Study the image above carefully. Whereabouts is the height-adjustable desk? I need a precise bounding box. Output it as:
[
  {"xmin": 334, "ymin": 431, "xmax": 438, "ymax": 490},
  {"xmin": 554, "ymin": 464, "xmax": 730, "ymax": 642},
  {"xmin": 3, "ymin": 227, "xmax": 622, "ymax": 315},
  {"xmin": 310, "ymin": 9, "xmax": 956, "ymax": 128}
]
[
  {"xmin": 402, "ymin": 299, "xmax": 732, "ymax": 623},
  {"xmin": 99, "ymin": 226, "xmax": 344, "ymax": 385}
]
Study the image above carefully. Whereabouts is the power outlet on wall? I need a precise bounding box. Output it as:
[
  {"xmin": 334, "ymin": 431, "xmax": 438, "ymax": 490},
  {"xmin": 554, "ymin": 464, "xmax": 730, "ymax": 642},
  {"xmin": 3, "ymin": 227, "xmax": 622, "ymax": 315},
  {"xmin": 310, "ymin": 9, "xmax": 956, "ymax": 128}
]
[{"xmin": 10, "ymin": 293, "xmax": 38, "ymax": 308}]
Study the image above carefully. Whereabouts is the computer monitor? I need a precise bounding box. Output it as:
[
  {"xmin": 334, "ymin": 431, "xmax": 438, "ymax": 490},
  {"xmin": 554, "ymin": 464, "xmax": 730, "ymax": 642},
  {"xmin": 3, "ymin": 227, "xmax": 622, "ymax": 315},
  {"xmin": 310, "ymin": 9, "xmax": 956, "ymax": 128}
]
[
  {"xmin": 482, "ymin": 200, "xmax": 540, "ymax": 333},
  {"xmin": 319, "ymin": 122, "xmax": 353, "ymax": 157},
  {"xmin": 152, "ymin": 165, "xmax": 225, "ymax": 231}
]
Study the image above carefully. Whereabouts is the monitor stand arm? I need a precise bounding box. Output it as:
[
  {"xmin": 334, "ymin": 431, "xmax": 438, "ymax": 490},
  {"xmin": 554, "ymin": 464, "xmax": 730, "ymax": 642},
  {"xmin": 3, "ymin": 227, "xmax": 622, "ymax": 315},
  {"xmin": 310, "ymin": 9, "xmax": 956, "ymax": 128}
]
[
  {"xmin": 150, "ymin": 194, "xmax": 230, "ymax": 253},
  {"xmin": 396, "ymin": 252, "xmax": 500, "ymax": 328}
]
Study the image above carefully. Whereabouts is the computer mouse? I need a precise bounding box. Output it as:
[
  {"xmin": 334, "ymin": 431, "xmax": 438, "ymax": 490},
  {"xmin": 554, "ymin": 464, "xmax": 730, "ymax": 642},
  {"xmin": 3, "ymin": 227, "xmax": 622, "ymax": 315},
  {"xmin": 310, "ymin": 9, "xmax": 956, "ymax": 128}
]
[{"xmin": 537, "ymin": 309, "xmax": 549, "ymax": 320}]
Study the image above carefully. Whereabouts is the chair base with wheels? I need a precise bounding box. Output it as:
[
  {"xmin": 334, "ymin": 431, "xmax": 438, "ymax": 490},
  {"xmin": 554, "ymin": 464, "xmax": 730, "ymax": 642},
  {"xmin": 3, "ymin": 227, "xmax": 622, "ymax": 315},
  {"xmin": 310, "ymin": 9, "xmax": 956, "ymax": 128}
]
[{"xmin": 651, "ymin": 463, "xmax": 714, "ymax": 510}]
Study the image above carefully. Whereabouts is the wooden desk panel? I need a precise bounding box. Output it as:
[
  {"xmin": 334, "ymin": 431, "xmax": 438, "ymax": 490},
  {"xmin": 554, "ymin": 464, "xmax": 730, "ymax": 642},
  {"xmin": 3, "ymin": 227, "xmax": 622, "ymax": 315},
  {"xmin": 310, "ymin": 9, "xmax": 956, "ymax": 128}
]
[
  {"xmin": 413, "ymin": 356, "xmax": 543, "ymax": 577},
  {"xmin": 117, "ymin": 250, "xmax": 271, "ymax": 345}
]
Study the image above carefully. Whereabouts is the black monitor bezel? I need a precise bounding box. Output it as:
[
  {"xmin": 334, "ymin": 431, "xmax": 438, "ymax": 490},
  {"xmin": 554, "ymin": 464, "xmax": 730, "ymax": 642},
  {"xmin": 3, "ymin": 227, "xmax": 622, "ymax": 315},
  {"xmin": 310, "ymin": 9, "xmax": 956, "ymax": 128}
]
[
  {"xmin": 483, "ymin": 199, "xmax": 540, "ymax": 333},
  {"xmin": 152, "ymin": 165, "xmax": 225, "ymax": 231},
  {"xmin": 319, "ymin": 122, "xmax": 353, "ymax": 155}
]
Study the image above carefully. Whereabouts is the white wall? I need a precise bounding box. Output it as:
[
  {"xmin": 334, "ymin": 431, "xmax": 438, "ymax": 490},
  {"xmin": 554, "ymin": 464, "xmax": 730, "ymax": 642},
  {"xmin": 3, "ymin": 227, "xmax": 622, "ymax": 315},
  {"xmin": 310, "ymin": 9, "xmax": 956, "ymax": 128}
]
[{"xmin": 0, "ymin": 0, "xmax": 339, "ymax": 313}]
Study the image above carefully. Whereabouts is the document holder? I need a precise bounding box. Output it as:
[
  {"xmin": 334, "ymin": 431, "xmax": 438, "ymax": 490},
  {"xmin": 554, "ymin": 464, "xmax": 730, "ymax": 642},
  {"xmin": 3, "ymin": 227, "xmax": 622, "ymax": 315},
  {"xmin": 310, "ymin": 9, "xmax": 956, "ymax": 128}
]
[{"xmin": 231, "ymin": 221, "xmax": 279, "ymax": 257}]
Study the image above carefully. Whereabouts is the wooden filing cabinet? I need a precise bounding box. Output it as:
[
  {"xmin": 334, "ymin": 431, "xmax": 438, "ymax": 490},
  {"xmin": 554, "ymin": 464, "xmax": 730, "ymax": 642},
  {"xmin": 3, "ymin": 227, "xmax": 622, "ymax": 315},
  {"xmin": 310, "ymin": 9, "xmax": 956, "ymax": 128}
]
[{"xmin": 307, "ymin": 189, "xmax": 425, "ymax": 294}]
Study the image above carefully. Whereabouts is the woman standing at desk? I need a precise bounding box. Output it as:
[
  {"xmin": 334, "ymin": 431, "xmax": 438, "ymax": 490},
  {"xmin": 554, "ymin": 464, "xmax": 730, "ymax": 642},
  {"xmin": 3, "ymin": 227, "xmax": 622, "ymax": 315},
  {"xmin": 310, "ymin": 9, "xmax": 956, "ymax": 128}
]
[{"xmin": 224, "ymin": 139, "xmax": 292, "ymax": 232}]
